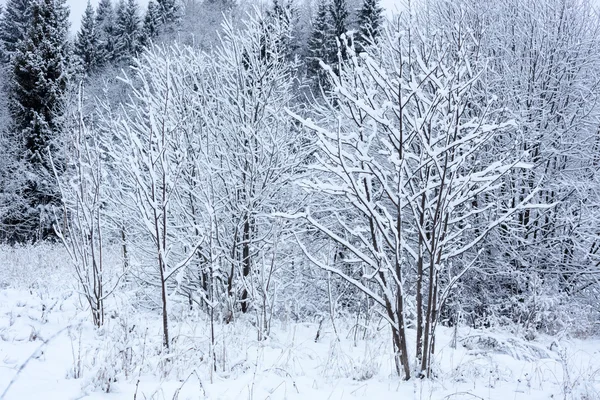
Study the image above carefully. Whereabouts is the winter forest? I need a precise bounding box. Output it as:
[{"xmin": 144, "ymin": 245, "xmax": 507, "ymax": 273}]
[{"xmin": 0, "ymin": 0, "xmax": 599, "ymax": 398}]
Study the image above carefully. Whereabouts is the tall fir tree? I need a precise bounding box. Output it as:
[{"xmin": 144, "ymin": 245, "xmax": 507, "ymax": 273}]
[
  {"xmin": 307, "ymin": 0, "xmax": 331, "ymax": 86},
  {"xmin": 9, "ymin": 0, "xmax": 71, "ymax": 240},
  {"xmin": 114, "ymin": 0, "xmax": 142, "ymax": 61},
  {"xmin": 0, "ymin": 0, "xmax": 31, "ymax": 63},
  {"xmin": 11, "ymin": 0, "xmax": 70, "ymax": 165},
  {"xmin": 75, "ymin": 1, "xmax": 102, "ymax": 74},
  {"xmin": 356, "ymin": 0, "xmax": 382, "ymax": 51},
  {"xmin": 96, "ymin": 0, "xmax": 117, "ymax": 64},
  {"xmin": 141, "ymin": 0, "xmax": 161, "ymax": 46}
]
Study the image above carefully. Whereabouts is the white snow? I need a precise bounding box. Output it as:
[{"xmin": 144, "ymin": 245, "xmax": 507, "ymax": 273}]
[{"xmin": 0, "ymin": 244, "xmax": 598, "ymax": 400}]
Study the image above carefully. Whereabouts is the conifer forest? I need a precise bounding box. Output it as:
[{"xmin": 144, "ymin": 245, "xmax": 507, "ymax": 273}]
[{"xmin": 0, "ymin": 0, "xmax": 599, "ymax": 399}]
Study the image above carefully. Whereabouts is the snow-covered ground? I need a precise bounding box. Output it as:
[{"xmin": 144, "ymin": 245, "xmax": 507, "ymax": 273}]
[{"xmin": 0, "ymin": 245, "xmax": 599, "ymax": 400}]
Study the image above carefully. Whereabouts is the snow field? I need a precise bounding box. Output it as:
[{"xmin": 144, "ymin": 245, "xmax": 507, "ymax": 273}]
[{"xmin": 0, "ymin": 244, "xmax": 599, "ymax": 400}]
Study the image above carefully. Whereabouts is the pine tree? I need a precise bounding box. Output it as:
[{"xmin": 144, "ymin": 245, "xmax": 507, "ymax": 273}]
[
  {"xmin": 141, "ymin": 0, "xmax": 161, "ymax": 46},
  {"xmin": 75, "ymin": 1, "xmax": 102, "ymax": 74},
  {"xmin": 9, "ymin": 0, "xmax": 71, "ymax": 240},
  {"xmin": 0, "ymin": 0, "xmax": 31, "ymax": 63},
  {"xmin": 356, "ymin": 0, "xmax": 382, "ymax": 51},
  {"xmin": 96, "ymin": 0, "xmax": 117, "ymax": 64},
  {"xmin": 307, "ymin": 0, "xmax": 331, "ymax": 85},
  {"xmin": 114, "ymin": 0, "xmax": 142, "ymax": 61}
]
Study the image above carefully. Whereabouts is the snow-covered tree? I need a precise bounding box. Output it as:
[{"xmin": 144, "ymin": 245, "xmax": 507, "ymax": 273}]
[
  {"xmin": 290, "ymin": 16, "xmax": 541, "ymax": 379},
  {"xmin": 8, "ymin": 0, "xmax": 71, "ymax": 240},
  {"xmin": 424, "ymin": 0, "xmax": 600, "ymax": 330},
  {"xmin": 355, "ymin": 0, "xmax": 382, "ymax": 51},
  {"xmin": 11, "ymin": 0, "xmax": 70, "ymax": 166},
  {"xmin": 329, "ymin": 0, "xmax": 349, "ymax": 58},
  {"xmin": 98, "ymin": 44, "xmax": 209, "ymax": 349},
  {"xmin": 53, "ymin": 86, "xmax": 112, "ymax": 328},
  {"xmin": 114, "ymin": 0, "xmax": 142, "ymax": 62},
  {"xmin": 141, "ymin": 0, "xmax": 180, "ymax": 46},
  {"xmin": 95, "ymin": 0, "xmax": 117, "ymax": 64},
  {"xmin": 156, "ymin": 0, "xmax": 180, "ymax": 27},
  {"xmin": 307, "ymin": 0, "xmax": 331, "ymax": 86},
  {"xmin": 176, "ymin": 0, "xmax": 237, "ymax": 50},
  {"xmin": 267, "ymin": 0, "xmax": 299, "ymax": 60},
  {"xmin": 204, "ymin": 10, "xmax": 306, "ymax": 323},
  {"xmin": 75, "ymin": 1, "xmax": 102, "ymax": 74},
  {"xmin": 141, "ymin": 0, "xmax": 161, "ymax": 45},
  {"xmin": 0, "ymin": 0, "xmax": 31, "ymax": 62}
]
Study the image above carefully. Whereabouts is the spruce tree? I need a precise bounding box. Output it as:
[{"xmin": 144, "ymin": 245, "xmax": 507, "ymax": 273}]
[
  {"xmin": 11, "ymin": 0, "xmax": 70, "ymax": 165},
  {"xmin": 356, "ymin": 0, "xmax": 382, "ymax": 51},
  {"xmin": 96, "ymin": 0, "xmax": 117, "ymax": 64},
  {"xmin": 267, "ymin": 0, "xmax": 298, "ymax": 60},
  {"xmin": 142, "ymin": 0, "xmax": 180, "ymax": 46},
  {"xmin": 329, "ymin": 0, "xmax": 349, "ymax": 59},
  {"xmin": 156, "ymin": 0, "xmax": 180, "ymax": 27},
  {"xmin": 141, "ymin": 0, "xmax": 161, "ymax": 46},
  {"xmin": 307, "ymin": 0, "xmax": 331, "ymax": 86},
  {"xmin": 0, "ymin": 0, "xmax": 31, "ymax": 63},
  {"xmin": 10, "ymin": 0, "xmax": 71, "ymax": 240},
  {"xmin": 75, "ymin": 1, "xmax": 102, "ymax": 74},
  {"xmin": 114, "ymin": 0, "xmax": 142, "ymax": 61}
]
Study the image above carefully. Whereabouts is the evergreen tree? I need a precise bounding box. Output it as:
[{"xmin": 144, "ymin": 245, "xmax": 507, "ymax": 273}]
[
  {"xmin": 114, "ymin": 0, "xmax": 142, "ymax": 61},
  {"xmin": 75, "ymin": 1, "xmax": 102, "ymax": 74},
  {"xmin": 96, "ymin": 0, "xmax": 117, "ymax": 64},
  {"xmin": 307, "ymin": 0, "xmax": 331, "ymax": 85},
  {"xmin": 0, "ymin": 4, "xmax": 4, "ymax": 62},
  {"xmin": 0, "ymin": 0, "xmax": 31, "ymax": 62},
  {"xmin": 141, "ymin": 0, "xmax": 161, "ymax": 46},
  {"xmin": 267, "ymin": 0, "xmax": 299, "ymax": 60},
  {"xmin": 142, "ymin": 0, "xmax": 180, "ymax": 46},
  {"xmin": 9, "ymin": 0, "xmax": 71, "ymax": 240},
  {"xmin": 11, "ymin": 0, "xmax": 70, "ymax": 165},
  {"xmin": 356, "ymin": 0, "xmax": 382, "ymax": 51},
  {"xmin": 329, "ymin": 0, "xmax": 349, "ymax": 59},
  {"xmin": 156, "ymin": 0, "xmax": 180, "ymax": 27}
]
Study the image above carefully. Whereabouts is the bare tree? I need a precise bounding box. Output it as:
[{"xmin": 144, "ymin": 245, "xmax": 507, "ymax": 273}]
[
  {"xmin": 199, "ymin": 9, "xmax": 306, "ymax": 333},
  {"xmin": 100, "ymin": 46, "xmax": 205, "ymax": 350},
  {"xmin": 289, "ymin": 18, "xmax": 541, "ymax": 378},
  {"xmin": 53, "ymin": 85, "xmax": 111, "ymax": 328}
]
